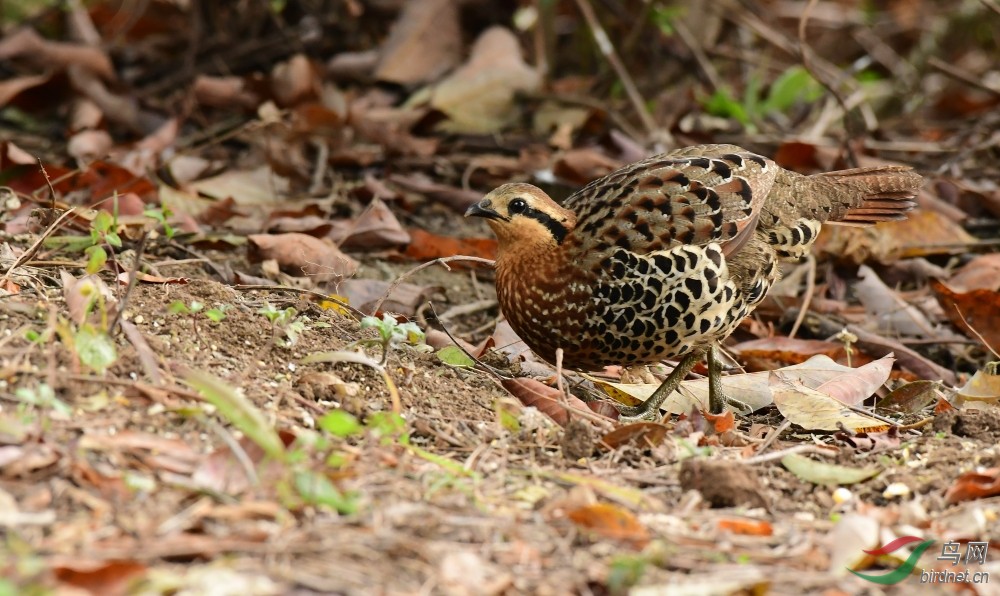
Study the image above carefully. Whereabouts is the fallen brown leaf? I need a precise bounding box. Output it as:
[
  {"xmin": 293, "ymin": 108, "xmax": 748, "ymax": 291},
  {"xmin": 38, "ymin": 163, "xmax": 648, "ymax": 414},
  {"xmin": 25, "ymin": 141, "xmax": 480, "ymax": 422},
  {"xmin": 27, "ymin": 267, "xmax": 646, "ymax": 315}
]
[
  {"xmin": 428, "ymin": 26, "xmax": 541, "ymax": 134},
  {"xmin": 500, "ymin": 377, "xmax": 596, "ymax": 427},
  {"xmin": 53, "ymin": 560, "xmax": 148, "ymax": 596},
  {"xmin": 930, "ymin": 279, "xmax": 1000, "ymax": 354},
  {"xmin": 565, "ymin": 502, "xmax": 650, "ymax": 548},
  {"xmin": 247, "ymin": 233, "xmax": 359, "ymax": 283},
  {"xmin": 945, "ymin": 468, "xmax": 1000, "ymax": 504},
  {"xmin": 599, "ymin": 422, "xmax": 668, "ymax": 450},
  {"xmin": 717, "ymin": 518, "xmax": 774, "ymax": 536},
  {"xmin": 403, "ymin": 228, "xmax": 497, "ymax": 262},
  {"xmin": 374, "ymin": 0, "xmax": 462, "ymax": 85}
]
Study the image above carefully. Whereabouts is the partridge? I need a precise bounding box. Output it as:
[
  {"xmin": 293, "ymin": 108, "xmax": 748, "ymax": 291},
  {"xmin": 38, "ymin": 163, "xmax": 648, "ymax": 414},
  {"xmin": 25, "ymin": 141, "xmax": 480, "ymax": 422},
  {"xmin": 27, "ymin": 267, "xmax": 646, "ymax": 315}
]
[{"xmin": 466, "ymin": 144, "xmax": 922, "ymax": 420}]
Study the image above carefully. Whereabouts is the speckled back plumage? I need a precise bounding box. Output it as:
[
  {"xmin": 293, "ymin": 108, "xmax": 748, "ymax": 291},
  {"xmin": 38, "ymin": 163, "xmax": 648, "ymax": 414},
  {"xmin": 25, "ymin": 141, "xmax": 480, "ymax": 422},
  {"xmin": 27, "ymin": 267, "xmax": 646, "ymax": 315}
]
[{"xmin": 469, "ymin": 144, "xmax": 922, "ymax": 371}]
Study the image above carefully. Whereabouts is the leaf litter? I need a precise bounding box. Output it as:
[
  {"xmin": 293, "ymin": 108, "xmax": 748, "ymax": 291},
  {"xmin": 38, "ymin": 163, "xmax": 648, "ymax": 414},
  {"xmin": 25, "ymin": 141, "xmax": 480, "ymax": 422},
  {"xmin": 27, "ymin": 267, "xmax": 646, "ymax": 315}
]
[{"xmin": 1, "ymin": 1, "xmax": 999, "ymax": 594}]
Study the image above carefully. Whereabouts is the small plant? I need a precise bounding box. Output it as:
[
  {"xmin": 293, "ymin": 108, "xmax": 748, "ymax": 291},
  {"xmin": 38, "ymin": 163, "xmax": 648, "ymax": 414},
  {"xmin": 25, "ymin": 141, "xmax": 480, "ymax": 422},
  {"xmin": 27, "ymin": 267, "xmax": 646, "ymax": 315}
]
[
  {"xmin": 14, "ymin": 382, "xmax": 71, "ymax": 417},
  {"xmin": 702, "ymin": 65, "xmax": 824, "ymax": 130},
  {"xmin": 84, "ymin": 210, "xmax": 122, "ymax": 274},
  {"xmin": 258, "ymin": 302, "xmax": 309, "ymax": 347},
  {"xmin": 143, "ymin": 203, "xmax": 176, "ymax": 240},
  {"xmin": 169, "ymin": 300, "xmax": 228, "ymax": 346},
  {"xmin": 43, "ymin": 199, "xmax": 122, "ymax": 274},
  {"xmin": 358, "ymin": 313, "xmax": 427, "ymax": 364},
  {"xmin": 169, "ymin": 300, "xmax": 228, "ymax": 323},
  {"xmin": 54, "ymin": 278, "xmax": 118, "ymax": 374}
]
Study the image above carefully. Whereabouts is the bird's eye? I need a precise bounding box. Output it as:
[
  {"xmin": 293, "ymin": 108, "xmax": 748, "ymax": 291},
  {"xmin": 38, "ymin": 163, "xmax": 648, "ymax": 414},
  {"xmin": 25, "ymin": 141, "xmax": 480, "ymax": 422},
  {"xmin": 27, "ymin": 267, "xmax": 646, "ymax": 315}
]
[{"xmin": 508, "ymin": 198, "xmax": 528, "ymax": 214}]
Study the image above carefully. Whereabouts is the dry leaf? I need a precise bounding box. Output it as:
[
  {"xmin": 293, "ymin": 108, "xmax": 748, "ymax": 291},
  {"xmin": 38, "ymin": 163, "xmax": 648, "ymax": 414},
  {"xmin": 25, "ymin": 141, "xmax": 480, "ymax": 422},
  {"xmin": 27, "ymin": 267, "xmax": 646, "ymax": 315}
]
[
  {"xmin": 854, "ymin": 265, "xmax": 937, "ymax": 337},
  {"xmin": 815, "ymin": 210, "xmax": 976, "ymax": 263},
  {"xmin": 815, "ymin": 355, "xmax": 894, "ymax": 406},
  {"xmin": 500, "ymin": 378, "xmax": 598, "ymax": 426},
  {"xmin": 191, "ymin": 167, "xmax": 290, "ymax": 205},
  {"xmin": 947, "ymin": 254, "xmax": 1000, "ymax": 292},
  {"xmin": 0, "ymin": 27, "xmax": 116, "ymax": 81},
  {"xmin": 565, "ymin": 502, "xmax": 650, "ymax": 548},
  {"xmin": 427, "ymin": 26, "xmax": 541, "ymax": 133},
  {"xmin": 945, "ymin": 468, "xmax": 1000, "ymax": 504},
  {"xmin": 271, "ymin": 53, "xmax": 318, "ymax": 106},
  {"xmin": 0, "ymin": 72, "xmax": 52, "ymax": 107},
  {"xmin": 247, "ymin": 233, "xmax": 358, "ymax": 283},
  {"xmin": 403, "ymin": 228, "xmax": 497, "ymax": 262},
  {"xmin": 770, "ymin": 372, "xmax": 888, "ymax": 432},
  {"xmin": 53, "ymin": 560, "xmax": 148, "ymax": 596},
  {"xmin": 599, "ymin": 422, "xmax": 668, "ymax": 450},
  {"xmin": 337, "ymin": 278, "xmax": 440, "ymax": 316},
  {"xmin": 330, "ymin": 198, "xmax": 411, "ymax": 250},
  {"xmin": 955, "ymin": 363, "xmax": 1000, "ymax": 402},
  {"xmin": 375, "ymin": 0, "xmax": 462, "ymax": 85},
  {"xmin": 717, "ymin": 518, "xmax": 774, "ymax": 536},
  {"xmin": 931, "ymin": 279, "xmax": 1000, "ymax": 354},
  {"xmin": 61, "ymin": 271, "xmax": 117, "ymax": 325}
]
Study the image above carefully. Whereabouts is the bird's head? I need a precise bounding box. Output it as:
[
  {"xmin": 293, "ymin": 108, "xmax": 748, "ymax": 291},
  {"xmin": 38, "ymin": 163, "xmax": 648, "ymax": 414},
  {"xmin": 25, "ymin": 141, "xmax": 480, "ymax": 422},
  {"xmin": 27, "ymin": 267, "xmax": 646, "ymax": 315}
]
[{"xmin": 465, "ymin": 183, "xmax": 576, "ymax": 252}]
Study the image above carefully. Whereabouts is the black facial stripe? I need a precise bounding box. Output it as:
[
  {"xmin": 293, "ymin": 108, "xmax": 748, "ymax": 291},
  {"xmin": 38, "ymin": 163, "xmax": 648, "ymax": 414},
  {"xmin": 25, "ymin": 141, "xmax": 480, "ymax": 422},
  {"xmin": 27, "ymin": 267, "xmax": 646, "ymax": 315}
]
[{"xmin": 520, "ymin": 206, "xmax": 569, "ymax": 244}]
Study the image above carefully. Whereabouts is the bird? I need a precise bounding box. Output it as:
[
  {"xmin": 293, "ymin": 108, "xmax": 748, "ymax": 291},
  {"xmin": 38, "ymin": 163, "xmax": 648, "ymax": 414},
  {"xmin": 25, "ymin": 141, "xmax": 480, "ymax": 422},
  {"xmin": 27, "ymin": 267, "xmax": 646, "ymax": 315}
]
[{"xmin": 465, "ymin": 144, "xmax": 923, "ymax": 420}]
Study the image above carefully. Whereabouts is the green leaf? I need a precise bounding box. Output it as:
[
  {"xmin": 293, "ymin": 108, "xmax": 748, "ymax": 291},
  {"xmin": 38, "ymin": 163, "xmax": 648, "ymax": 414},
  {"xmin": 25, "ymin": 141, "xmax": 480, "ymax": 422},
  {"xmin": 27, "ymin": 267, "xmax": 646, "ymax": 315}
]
[
  {"xmin": 293, "ymin": 470, "xmax": 358, "ymax": 514},
  {"xmin": 105, "ymin": 231, "xmax": 122, "ymax": 248},
  {"xmin": 85, "ymin": 245, "xmax": 107, "ymax": 274},
  {"xmin": 93, "ymin": 211, "xmax": 114, "ymax": 233},
  {"xmin": 205, "ymin": 308, "xmax": 227, "ymax": 323},
  {"xmin": 367, "ymin": 411, "xmax": 407, "ymax": 441},
  {"xmin": 75, "ymin": 325, "xmax": 117, "ymax": 374},
  {"xmin": 763, "ymin": 65, "xmax": 822, "ymax": 113},
  {"xmin": 258, "ymin": 302, "xmax": 281, "ymax": 322},
  {"xmin": 168, "ymin": 300, "xmax": 190, "ymax": 314},
  {"xmin": 185, "ymin": 370, "xmax": 286, "ymax": 461},
  {"xmin": 703, "ymin": 87, "xmax": 749, "ymax": 124},
  {"xmin": 781, "ymin": 453, "xmax": 880, "ymax": 485},
  {"xmin": 318, "ymin": 410, "xmax": 362, "ymax": 438},
  {"xmin": 436, "ymin": 345, "xmax": 475, "ymax": 368},
  {"xmin": 15, "ymin": 383, "xmax": 72, "ymax": 416}
]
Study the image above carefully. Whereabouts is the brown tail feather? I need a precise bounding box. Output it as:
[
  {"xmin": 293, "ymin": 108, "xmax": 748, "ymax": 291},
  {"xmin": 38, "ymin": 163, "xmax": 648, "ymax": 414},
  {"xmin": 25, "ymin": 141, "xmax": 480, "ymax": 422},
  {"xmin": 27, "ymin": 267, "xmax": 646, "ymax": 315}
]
[{"xmin": 817, "ymin": 165, "xmax": 922, "ymax": 226}]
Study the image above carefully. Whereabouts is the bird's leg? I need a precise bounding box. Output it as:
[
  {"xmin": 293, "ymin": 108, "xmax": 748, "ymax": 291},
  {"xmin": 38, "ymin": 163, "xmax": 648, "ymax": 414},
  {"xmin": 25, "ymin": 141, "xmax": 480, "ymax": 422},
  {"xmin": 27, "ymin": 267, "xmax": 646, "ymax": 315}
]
[
  {"xmin": 707, "ymin": 344, "xmax": 726, "ymax": 414},
  {"xmin": 707, "ymin": 344, "xmax": 751, "ymax": 415},
  {"xmin": 616, "ymin": 349, "xmax": 705, "ymax": 422}
]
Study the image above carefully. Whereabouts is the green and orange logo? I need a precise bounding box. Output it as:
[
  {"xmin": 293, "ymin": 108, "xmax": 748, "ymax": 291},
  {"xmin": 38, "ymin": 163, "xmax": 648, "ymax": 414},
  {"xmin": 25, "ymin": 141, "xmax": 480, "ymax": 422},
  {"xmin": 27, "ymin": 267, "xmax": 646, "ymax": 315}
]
[{"xmin": 849, "ymin": 536, "xmax": 936, "ymax": 585}]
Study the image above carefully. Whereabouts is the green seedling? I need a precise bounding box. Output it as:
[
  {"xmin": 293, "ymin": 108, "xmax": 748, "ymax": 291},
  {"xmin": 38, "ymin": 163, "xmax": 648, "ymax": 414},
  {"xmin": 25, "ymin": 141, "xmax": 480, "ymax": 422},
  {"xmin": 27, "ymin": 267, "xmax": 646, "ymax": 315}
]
[
  {"xmin": 358, "ymin": 314, "xmax": 427, "ymax": 364},
  {"xmin": 14, "ymin": 383, "xmax": 71, "ymax": 417},
  {"xmin": 258, "ymin": 302, "xmax": 309, "ymax": 347},
  {"xmin": 143, "ymin": 204, "xmax": 176, "ymax": 240},
  {"xmin": 169, "ymin": 300, "xmax": 228, "ymax": 347},
  {"xmin": 84, "ymin": 210, "xmax": 122, "ymax": 274},
  {"xmin": 54, "ymin": 279, "xmax": 118, "ymax": 374},
  {"xmin": 169, "ymin": 300, "xmax": 228, "ymax": 323}
]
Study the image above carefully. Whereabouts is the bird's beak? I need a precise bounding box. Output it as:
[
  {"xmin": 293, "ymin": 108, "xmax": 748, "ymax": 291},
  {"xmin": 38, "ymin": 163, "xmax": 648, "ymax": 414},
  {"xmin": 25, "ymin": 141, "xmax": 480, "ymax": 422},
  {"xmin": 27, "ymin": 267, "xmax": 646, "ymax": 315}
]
[{"xmin": 465, "ymin": 200, "xmax": 506, "ymax": 221}]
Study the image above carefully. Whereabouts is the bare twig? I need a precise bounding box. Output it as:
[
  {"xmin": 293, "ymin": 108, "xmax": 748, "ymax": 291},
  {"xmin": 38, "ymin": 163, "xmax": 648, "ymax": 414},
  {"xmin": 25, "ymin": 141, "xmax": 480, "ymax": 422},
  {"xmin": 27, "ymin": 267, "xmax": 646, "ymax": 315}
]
[
  {"xmin": 787, "ymin": 254, "xmax": 816, "ymax": 339},
  {"xmin": 0, "ymin": 208, "xmax": 77, "ymax": 287},
  {"xmin": 754, "ymin": 419, "xmax": 792, "ymax": 456},
  {"xmin": 742, "ymin": 443, "xmax": 837, "ymax": 465},
  {"xmin": 110, "ymin": 231, "xmax": 148, "ymax": 335},
  {"xmin": 798, "ymin": 0, "xmax": 858, "ymax": 164},
  {"xmin": 673, "ymin": 21, "xmax": 723, "ymax": 92},
  {"xmin": 928, "ymin": 57, "xmax": 1000, "ymax": 98},
  {"xmin": 572, "ymin": 0, "xmax": 671, "ymax": 145},
  {"xmin": 979, "ymin": 0, "xmax": 1000, "ymax": 18},
  {"xmin": 36, "ymin": 157, "xmax": 57, "ymax": 208}
]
